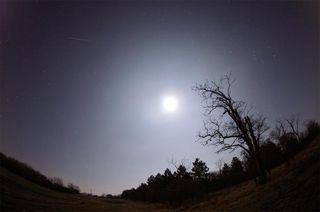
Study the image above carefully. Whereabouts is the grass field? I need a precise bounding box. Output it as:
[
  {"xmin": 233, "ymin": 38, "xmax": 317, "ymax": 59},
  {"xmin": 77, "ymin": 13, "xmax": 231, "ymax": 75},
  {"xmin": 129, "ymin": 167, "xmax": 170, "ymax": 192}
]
[
  {"xmin": 0, "ymin": 166, "xmax": 165, "ymax": 211},
  {"xmin": 1, "ymin": 137, "xmax": 319, "ymax": 211}
]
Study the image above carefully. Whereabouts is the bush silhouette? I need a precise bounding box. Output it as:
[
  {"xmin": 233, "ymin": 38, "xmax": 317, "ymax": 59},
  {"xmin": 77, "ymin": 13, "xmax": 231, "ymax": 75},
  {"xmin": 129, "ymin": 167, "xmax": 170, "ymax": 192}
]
[{"xmin": 0, "ymin": 153, "xmax": 80, "ymax": 194}]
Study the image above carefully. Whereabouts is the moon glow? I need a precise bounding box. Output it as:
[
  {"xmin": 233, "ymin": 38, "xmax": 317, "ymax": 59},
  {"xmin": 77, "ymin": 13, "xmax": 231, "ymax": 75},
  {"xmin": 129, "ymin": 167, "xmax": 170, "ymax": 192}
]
[{"xmin": 163, "ymin": 96, "xmax": 178, "ymax": 113}]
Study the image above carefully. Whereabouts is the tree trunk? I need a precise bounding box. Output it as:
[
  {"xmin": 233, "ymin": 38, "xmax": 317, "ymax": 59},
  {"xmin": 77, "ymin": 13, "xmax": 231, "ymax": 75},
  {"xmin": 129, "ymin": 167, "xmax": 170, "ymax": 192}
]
[{"xmin": 254, "ymin": 155, "xmax": 267, "ymax": 184}]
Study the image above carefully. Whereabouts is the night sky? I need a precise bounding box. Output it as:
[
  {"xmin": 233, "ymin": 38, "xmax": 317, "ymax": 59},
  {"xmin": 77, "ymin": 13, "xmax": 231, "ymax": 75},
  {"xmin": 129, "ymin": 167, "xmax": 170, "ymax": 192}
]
[{"xmin": 1, "ymin": 1, "xmax": 319, "ymax": 195}]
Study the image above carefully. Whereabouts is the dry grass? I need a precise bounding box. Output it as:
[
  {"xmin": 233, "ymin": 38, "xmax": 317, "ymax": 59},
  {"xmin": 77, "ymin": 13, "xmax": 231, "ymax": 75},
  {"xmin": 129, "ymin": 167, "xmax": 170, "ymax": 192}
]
[
  {"xmin": 180, "ymin": 137, "xmax": 320, "ymax": 211},
  {"xmin": 1, "ymin": 137, "xmax": 319, "ymax": 211},
  {"xmin": 0, "ymin": 166, "xmax": 166, "ymax": 211}
]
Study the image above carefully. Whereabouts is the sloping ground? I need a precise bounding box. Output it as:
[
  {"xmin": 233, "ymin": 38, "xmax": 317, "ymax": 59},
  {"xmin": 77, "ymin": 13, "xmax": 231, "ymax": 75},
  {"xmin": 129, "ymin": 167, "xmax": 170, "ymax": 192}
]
[
  {"xmin": 181, "ymin": 137, "xmax": 320, "ymax": 211},
  {"xmin": 0, "ymin": 166, "xmax": 164, "ymax": 211},
  {"xmin": 1, "ymin": 137, "xmax": 319, "ymax": 211}
]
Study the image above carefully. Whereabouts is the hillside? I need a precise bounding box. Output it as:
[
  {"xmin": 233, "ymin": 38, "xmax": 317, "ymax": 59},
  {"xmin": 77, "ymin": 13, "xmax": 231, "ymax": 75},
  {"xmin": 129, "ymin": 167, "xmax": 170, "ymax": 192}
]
[
  {"xmin": 1, "ymin": 137, "xmax": 319, "ymax": 211},
  {"xmin": 180, "ymin": 136, "xmax": 320, "ymax": 211},
  {"xmin": 0, "ymin": 165, "xmax": 164, "ymax": 211}
]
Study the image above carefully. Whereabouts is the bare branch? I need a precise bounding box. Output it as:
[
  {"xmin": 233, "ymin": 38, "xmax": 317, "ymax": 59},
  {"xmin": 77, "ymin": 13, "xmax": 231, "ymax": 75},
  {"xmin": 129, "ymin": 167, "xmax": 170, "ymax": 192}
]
[{"xmin": 194, "ymin": 74, "xmax": 269, "ymax": 179}]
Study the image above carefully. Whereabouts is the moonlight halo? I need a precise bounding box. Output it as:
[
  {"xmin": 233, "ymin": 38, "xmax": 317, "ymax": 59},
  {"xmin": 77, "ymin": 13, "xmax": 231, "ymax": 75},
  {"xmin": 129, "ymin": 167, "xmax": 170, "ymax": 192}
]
[{"xmin": 162, "ymin": 96, "xmax": 178, "ymax": 113}]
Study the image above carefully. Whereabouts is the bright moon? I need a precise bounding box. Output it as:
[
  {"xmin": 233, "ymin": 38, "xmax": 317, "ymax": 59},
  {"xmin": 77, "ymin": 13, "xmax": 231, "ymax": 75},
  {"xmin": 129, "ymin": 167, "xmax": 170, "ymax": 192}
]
[{"xmin": 163, "ymin": 96, "xmax": 178, "ymax": 112}]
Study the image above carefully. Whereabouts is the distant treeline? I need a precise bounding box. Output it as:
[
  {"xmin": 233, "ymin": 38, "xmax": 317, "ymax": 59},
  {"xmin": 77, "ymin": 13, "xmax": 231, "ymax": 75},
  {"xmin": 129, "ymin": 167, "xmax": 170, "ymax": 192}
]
[
  {"xmin": 121, "ymin": 120, "xmax": 320, "ymax": 204},
  {"xmin": 0, "ymin": 153, "xmax": 80, "ymax": 194}
]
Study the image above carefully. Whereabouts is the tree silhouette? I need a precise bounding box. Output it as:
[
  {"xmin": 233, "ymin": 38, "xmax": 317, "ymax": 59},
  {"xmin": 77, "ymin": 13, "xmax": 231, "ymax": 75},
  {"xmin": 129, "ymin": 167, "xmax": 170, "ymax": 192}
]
[
  {"xmin": 222, "ymin": 163, "xmax": 231, "ymax": 177},
  {"xmin": 194, "ymin": 74, "xmax": 269, "ymax": 183},
  {"xmin": 271, "ymin": 115, "xmax": 301, "ymax": 143},
  {"xmin": 163, "ymin": 168, "xmax": 174, "ymax": 181},
  {"xmin": 230, "ymin": 157, "xmax": 244, "ymax": 174},
  {"xmin": 216, "ymin": 159, "xmax": 224, "ymax": 175},
  {"xmin": 191, "ymin": 158, "xmax": 209, "ymax": 180},
  {"xmin": 67, "ymin": 183, "xmax": 80, "ymax": 194},
  {"xmin": 304, "ymin": 120, "xmax": 320, "ymax": 141},
  {"xmin": 259, "ymin": 140, "xmax": 283, "ymax": 172},
  {"xmin": 175, "ymin": 165, "xmax": 190, "ymax": 180},
  {"xmin": 270, "ymin": 115, "xmax": 302, "ymax": 159},
  {"xmin": 120, "ymin": 120, "xmax": 320, "ymax": 203},
  {"xmin": 50, "ymin": 177, "xmax": 64, "ymax": 186}
]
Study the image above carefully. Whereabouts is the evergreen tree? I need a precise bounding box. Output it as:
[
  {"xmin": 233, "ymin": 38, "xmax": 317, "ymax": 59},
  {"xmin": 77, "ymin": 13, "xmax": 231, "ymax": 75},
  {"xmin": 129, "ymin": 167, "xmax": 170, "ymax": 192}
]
[{"xmin": 191, "ymin": 158, "xmax": 209, "ymax": 180}]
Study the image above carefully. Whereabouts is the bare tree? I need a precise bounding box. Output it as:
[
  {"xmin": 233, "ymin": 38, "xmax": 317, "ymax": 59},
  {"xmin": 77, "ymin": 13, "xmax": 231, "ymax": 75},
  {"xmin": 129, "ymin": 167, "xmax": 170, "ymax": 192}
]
[
  {"xmin": 67, "ymin": 183, "xmax": 80, "ymax": 194},
  {"xmin": 168, "ymin": 157, "xmax": 190, "ymax": 171},
  {"xmin": 194, "ymin": 74, "xmax": 269, "ymax": 183},
  {"xmin": 270, "ymin": 115, "xmax": 302, "ymax": 158},
  {"xmin": 271, "ymin": 115, "xmax": 301, "ymax": 142},
  {"xmin": 216, "ymin": 159, "xmax": 224, "ymax": 175},
  {"xmin": 50, "ymin": 177, "xmax": 64, "ymax": 186}
]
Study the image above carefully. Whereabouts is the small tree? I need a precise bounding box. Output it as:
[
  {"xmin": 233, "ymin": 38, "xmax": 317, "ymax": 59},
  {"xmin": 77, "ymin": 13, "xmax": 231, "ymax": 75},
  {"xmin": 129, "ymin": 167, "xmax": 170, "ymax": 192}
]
[
  {"xmin": 271, "ymin": 115, "xmax": 301, "ymax": 142},
  {"xmin": 191, "ymin": 158, "xmax": 209, "ymax": 180},
  {"xmin": 222, "ymin": 163, "xmax": 231, "ymax": 177},
  {"xmin": 67, "ymin": 183, "xmax": 80, "ymax": 194},
  {"xmin": 163, "ymin": 168, "xmax": 174, "ymax": 183},
  {"xmin": 271, "ymin": 115, "xmax": 302, "ymax": 156},
  {"xmin": 216, "ymin": 159, "xmax": 224, "ymax": 175},
  {"xmin": 194, "ymin": 74, "xmax": 269, "ymax": 183},
  {"xmin": 259, "ymin": 140, "xmax": 283, "ymax": 171},
  {"xmin": 50, "ymin": 177, "xmax": 64, "ymax": 186},
  {"xmin": 230, "ymin": 157, "xmax": 244, "ymax": 174},
  {"xmin": 304, "ymin": 120, "xmax": 320, "ymax": 141},
  {"xmin": 175, "ymin": 165, "xmax": 190, "ymax": 180}
]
